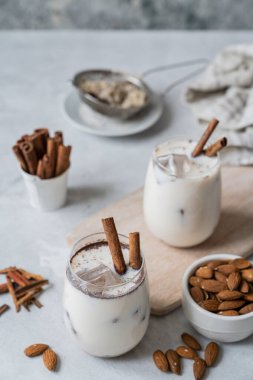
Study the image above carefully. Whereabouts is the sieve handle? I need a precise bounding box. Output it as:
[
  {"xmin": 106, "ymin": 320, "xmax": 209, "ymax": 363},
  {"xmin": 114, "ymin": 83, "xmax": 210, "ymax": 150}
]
[{"xmin": 141, "ymin": 58, "xmax": 208, "ymax": 96}]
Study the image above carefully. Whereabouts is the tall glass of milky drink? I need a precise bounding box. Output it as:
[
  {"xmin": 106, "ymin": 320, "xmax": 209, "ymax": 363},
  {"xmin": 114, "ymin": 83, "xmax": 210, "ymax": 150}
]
[
  {"xmin": 63, "ymin": 226, "xmax": 150, "ymax": 357},
  {"xmin": 143, "ymin": 139, "xmax": 221, "ymax": 247}
]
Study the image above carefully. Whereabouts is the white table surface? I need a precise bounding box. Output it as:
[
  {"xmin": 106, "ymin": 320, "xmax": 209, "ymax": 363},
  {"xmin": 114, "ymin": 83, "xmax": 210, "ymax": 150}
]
[{"xmin": 1, "ymin": 30, "xmax": 253, "ymax": 380}]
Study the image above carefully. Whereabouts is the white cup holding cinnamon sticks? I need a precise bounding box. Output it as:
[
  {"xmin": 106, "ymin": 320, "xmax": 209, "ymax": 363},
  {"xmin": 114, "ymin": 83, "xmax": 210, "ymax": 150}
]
[
  {"xmin": 20, "ymin": 167, "xmax": 69, "ymax": 211},
  {"xmin": 13, "ymin": 129, "xmax": 71, "ymax": 211}
]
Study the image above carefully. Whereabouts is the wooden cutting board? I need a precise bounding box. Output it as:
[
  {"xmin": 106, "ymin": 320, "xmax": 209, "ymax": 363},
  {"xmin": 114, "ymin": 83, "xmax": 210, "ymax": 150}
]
[{"xmin": 67, "ymin": 167, "xmax": 253, "ymax": 316}]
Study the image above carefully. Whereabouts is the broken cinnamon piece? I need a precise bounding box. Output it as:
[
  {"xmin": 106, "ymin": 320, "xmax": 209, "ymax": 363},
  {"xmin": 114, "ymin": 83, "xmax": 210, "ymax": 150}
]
[
  {"xmin": 0, "ymin": 267, "xmax": 17, "ymax": 275},
  {"xmin": 36, "ymin": 159, "xmax": 45, "ymax": 179},
  {"xmin": 54, "ymin": 131, "xmax": 63, "ymax": 146},
  {"xmin": 6, "ymin": 275, "xmax": 20, "ymax": 312},
  {"xmin": 192, "ymin": 118, "xmax": 219, "ymax": 157},
  {"xmin": 31, "ymin": 298, "xmax": 43, "ymax": 308},
  {"xmin": 129, "ymin": 232, "xmax": 142, "ymax": 270},
  {"xmin": 15, "ymin": 280, "xmax": 48, "ymax": 297},
  {"xmin": 8, "ymin": 271, "xmax": 29, "ymax": 287},
  {"xmin": 12, "ymin": 145, "xmax": 28, "ymax": 172},
  {"xmin": 19, "ymin": 141, "xmax": 38, "ymax": 175},
  {"xmin": 47, "ymin": 138, "xmax": 57, "ymax": 177},
  {"xmin": 0, "ymin": 304, "xmax": 10, "ymax": 316},
  {"xmin": 0, "ymin": 283, "xmax": 8, "ymax": 294},
  {"xmin": 18, "ymin": 268, "xmax": 45, "ymax": 281},
  {"xmin": 28, "ymin": 132, "xmax": 45, "ymax": 159},
  {"xmin": 204, "ymin": 137, "xmax": 227, "ymax": 157},
  {"xmin": 55, "ymin": 145, "xmax": 71, "ymax": 176},
  {"xmin": 102, "ymin": 217, "xmax": 127, "ymax": 275},
  {"xmin": 17, "ymin": 289, "xmax": 42, "ymax": 307}
]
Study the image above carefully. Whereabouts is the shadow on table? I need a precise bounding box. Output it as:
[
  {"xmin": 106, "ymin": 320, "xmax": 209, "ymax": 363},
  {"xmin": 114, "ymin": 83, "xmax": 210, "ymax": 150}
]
[{"xmin": 66, "ymin": 184, "xmax": 113, "ymax": 207}]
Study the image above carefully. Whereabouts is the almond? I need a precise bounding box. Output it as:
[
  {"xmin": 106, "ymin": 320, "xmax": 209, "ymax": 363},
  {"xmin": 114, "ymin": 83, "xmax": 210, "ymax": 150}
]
[
  {"xmin": 218, "ymin": 310, "xmax": 239, "ymax": 316},
  {"xmin": 218, "ymin": 300, "xmax": 245, "ymax": 311},
  {"xmin": 193, "ymin": 358, "xmax": 206, "ymax": 380},
  {"xmin": 214, "ymin": 271, "xmax": 227, "ymax": 284},
  {"xmin": 166, "ymin": 349, "xmax": 181, "ymax": 375},
  {"xmin": 181, "ymin": 332, "xmax": 201, "ymax": 351},
  {"xmin": 240, "ymin": 280, "xmax": 250, "ymax": 293},
  {"xmin": 24, "ymin": 343, "xmax": 49, "ymax": 357},
  {"xmin": 195, "ymin": 266, "xmax": 213, "ymax": 279},
  {"xmin": 217, "ymin": 290, "xmax": 242, "ymax": 301},
  {"xmin": 241, "ymin": 269, "xmax": 253, "ymax": 283},
  {"xmin": 176, "ymin": 345, "xmax": 197, "ymax": 360},
  {"xmin": 200, "ymin": 299, "xmax": 220, "ymax": 312},
  {"xmin": 216, "ymin": 264, "xmax": 237, "ymax": 275},
  {"xmin": 204, "ymin": 342, "xmax": 219, "ymax": 366},
  {"xmin": 227, "ymin": 272, "xmax": 241, "ymax": 291},
  {"xmin": 243, "ymin": 292, "xmax": 253, "ymax": 302},
  {"xmin": 201, "ymin": 279, "xmax": 227, "ymax": 293},
  {"xmin": 189, "ymin": 276, "xmax": 202, "ymax": 287},
  {"xmin": 232, "ymin": 258, "xmax": 251, "ymax": 270},
  {"xmin": 43, "ymin": 348, "xmax": 58, "ymax": 371},
  {"xmin": 153, "ymin": 350, "xmax": 170, "ymax": 372},
  {"xmin": 190, "ymin": 287, "xmax": 205, "ymax": 303},
  {"xmin": 207, "ymin": 260, "xmax": 227, "ymax": 269},
  {"xmin": 239, "ymin": 303, "xmax": 253, "ymax": 315}
]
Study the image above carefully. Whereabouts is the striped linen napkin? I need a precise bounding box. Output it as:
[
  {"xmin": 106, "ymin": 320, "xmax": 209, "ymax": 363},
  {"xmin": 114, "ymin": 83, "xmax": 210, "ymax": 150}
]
[{"xmin": 185, "ymin": 45, "xmax": 253, "ymax": 165}]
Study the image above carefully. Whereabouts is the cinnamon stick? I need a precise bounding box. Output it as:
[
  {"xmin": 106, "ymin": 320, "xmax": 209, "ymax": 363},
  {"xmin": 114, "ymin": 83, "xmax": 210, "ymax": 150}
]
[
  {"xmin": 47, "ymin": 138, "xmax": 57, "ymax": 177},
  {"xmin": 28, "ymin": 132, "xmax": 45, "ymax": 159},
  {"xmin": 36, "ymin": 159, "xmax": 45, "ymax": 179},
  {"xmin": 0, "ymin": 304, "xmax": 10, "ymax": 316},
  {"xmin": 129, "ymin": 232, "xmax": 142, "ymax": 270},
  {"xmin": 41, "ymin": 154, "xmax": 54, "ymax": 179},
  {"xmin": 34, "ymin": 128, "xmax": 49, "ymax": 151},
  {"xmin": 18, "ymin": 268, "xmax": 45, "ymax": 281},
  {"xmin": 192, "ymin": 118, "xmax": 219, "ymax": 157},
  {"xmin": 204, "ymin": 137, "xmax": 227, "ymax": 157},
  {"xmin": 17, "ymin": 289, "xmax": 41, "ymax": 307},
  {"xmin": 55, "ymin": 145, "xmax": 71, "ymax": 176},
  {"xmin": 54, "ymin": 131, "xmax": 63, "ymax": 146},
  {"xmin": 102, "ymin": 217, "xmax": 126, "ymax": 275},
  {"xmin": 6, "ymin": 275, "xmax": 20, "ymax": 312},
  {"xmin": 8, "ymin": 271, "xmax": 29, "ymax": 287},
  {"xmin": 15, "ymin": 279, "xmax": 48, "ymax": 296},
  {"xmin": 19, "ymin": 141, "xmax": 38, "ymax": 175},
  {"xmin": 31, "ymin": 298, "xmax": 43, "ymax": 308},
  {"xmin": 12, "ymin": 145, "xmax": 28, "ymax": 172},
  {"xmin": 0, "ymin": 283, "xmax": 8, "ymax": 294},
  {"xmin": 0, "ymin": 266, "xmax": 17, "ymax": 275}
]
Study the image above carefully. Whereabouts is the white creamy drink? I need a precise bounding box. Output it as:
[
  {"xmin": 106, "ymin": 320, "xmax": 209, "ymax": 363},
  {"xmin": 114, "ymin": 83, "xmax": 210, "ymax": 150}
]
[
  {"xmin": 143, "ymin": 139, "xmax": 221, "ymax": 247},
  {"xmin": 63, "ymin": 233, "xmax": 150, "ymax": 357}
]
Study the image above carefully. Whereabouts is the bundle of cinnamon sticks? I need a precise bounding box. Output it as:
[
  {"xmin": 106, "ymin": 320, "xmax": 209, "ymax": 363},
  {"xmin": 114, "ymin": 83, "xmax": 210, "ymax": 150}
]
[
  {"xmin": 0, "ymin": 266, "xmax": 48, "ymax": 315},
  {"xmin": 12, "ymin": 128, "xmax": 71, "ymax": 179},
  {"xmin": 192, "ymin": 118, "xmax": 227, "ymax": 158}
]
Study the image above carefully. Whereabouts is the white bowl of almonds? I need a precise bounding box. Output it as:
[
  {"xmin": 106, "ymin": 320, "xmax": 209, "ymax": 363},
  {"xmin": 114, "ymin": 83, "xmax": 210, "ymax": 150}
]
[{"xmin": 182, "ymin": 254, "xmax": 253, "ymax": 342}]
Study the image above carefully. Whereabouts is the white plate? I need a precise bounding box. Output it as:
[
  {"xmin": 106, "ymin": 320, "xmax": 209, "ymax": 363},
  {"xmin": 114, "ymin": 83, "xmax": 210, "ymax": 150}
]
[{"xmin": 63, "ymin": 90, "xmax": 163, "ymax": 137}]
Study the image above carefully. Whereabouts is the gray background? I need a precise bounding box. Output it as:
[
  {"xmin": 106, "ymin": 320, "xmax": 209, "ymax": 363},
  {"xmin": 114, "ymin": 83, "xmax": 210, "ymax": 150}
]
[{"xmin": 0, "ymin": 0, "xmax": 252, "ymax": 30}]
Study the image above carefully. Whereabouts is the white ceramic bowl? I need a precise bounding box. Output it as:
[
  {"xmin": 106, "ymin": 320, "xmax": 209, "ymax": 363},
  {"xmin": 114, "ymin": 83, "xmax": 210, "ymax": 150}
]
[{"xmin": 182, "ymin": 253, "xmax": 253, "ymax": 342}]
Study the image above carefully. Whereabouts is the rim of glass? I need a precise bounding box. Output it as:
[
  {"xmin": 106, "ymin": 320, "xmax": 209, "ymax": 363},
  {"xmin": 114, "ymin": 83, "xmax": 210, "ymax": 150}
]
[
  {"xmin": 152, "ymin": 137, "xmax": 221, "ymax": 180},
  {"xmin": 67, "ymin": 232, "xmax": 145, "ymax": 289}
]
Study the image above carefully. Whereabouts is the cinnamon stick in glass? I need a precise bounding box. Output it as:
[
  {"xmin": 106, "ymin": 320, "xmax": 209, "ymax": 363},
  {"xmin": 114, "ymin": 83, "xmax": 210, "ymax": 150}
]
[
  {"xmin": 192, "ymin": 118, "xmax": 219, "ymax": 157},
  {"xmin": 19, "ymin": 141, "xmax": 38, "ymax": 175},
  {"xmin": 102, "ymin": 217, "xmax": 126, "ymax": 275},
  {"xmin": 36, "ymin": 160, "xmax": 45, "ymax": 179},
  {"xmin": 55, "ymin": 145, "xmax": 71, "ymax": 176},
  {"xmin": 34, "ymin": 128, "xmax": 49, "ymax": 151},
  {"xmin": 129, "ymin": 232, "xmax": 142, "ymax": 270},
  {"xmin": 54, "ymin": 131, "xmax": 63, "ymax": 146},
  {"xmin": 205, "ymin": 137, "xmax": 227, "ymax": 157}
]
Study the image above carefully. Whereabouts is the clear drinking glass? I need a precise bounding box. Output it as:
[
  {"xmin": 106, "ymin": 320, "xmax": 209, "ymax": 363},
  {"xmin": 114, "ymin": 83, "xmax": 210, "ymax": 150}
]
[
  {"xmin": 143, "ymin": 138, "xmax": 221, "ymax": 247},
  {"xmin": 63, "ymin": 232, "xmax": 150, "ymax": 357}
]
